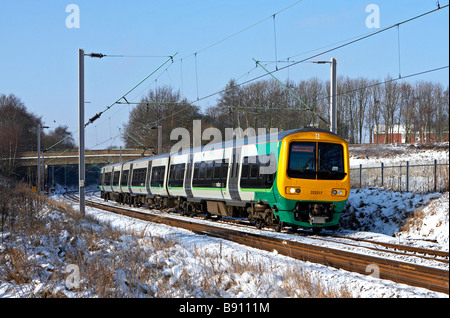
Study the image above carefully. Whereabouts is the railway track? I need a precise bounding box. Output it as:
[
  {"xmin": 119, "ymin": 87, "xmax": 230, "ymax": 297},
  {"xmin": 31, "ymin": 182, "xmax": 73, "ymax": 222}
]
[
  {"xmin": 316, "ymin": 234, "xmax": 449, "ymax": 265},
  {"xmin": 65, "ymin": 192, "xmax": 449, "ymax": 295},
  {"xmin": 208, "ymin": 212, "xmax": 449, "ymax": 265}
]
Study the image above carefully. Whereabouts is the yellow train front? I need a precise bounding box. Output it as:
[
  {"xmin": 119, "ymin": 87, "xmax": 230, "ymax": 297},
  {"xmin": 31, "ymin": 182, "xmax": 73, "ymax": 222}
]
[{"xmin": 271, "ymin": 128, "xmax": 350, "ymax": 231}]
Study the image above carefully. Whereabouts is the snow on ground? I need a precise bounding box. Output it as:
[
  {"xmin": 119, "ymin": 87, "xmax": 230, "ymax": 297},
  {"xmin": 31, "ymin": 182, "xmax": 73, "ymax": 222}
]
[
  {"xmin": 349, "ymin": 142, "xmax": 449, "ymax": 167},
  {"xmin": 0, "ymin": 145, "xmax": 448, "ymax": 299},
  {"xmin": 341, "ymin": 187, "xmax": 447, "ymax": 247},
  {"xmin": 345, "ymin": 143, "xmax": 449, "ymax": 248},
  {"xmin": 86, "ymin": 203, "xmax": 448, "ymax": 299},
  {"xmin": 396, "ymin": 191, "xmax": 449, "ymax": 248}
]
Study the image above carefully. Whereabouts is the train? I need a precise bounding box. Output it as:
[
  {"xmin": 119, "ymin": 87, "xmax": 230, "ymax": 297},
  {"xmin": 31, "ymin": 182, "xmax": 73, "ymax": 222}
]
[{"xmin": 99, "ymin": 127, "xmax": 350, "ymax": 232}]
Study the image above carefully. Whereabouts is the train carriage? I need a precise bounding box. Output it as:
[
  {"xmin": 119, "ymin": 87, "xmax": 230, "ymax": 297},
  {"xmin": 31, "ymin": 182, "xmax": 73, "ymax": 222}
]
[{"xmin": 99, "ymin": 127, "xmax": 350, "ymax": 232}]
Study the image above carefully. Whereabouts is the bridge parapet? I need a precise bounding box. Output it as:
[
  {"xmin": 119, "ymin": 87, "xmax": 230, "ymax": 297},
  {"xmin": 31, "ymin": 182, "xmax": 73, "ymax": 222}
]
[{"xmin": 17, "ymin": 149, "xmax": 153, "ymax": 166}]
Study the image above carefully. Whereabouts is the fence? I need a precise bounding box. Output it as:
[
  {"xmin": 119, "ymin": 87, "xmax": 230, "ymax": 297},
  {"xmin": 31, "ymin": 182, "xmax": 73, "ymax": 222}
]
[{"xmin": 350, "ymin": 159, "xmax": 449, "ymax": 193}]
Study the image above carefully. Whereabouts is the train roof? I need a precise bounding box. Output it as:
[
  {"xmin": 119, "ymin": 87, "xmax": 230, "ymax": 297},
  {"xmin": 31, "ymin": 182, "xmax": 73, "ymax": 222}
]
[{"xmin": 101, "ymin": 127, "xmax": 339, "ymax": 169}]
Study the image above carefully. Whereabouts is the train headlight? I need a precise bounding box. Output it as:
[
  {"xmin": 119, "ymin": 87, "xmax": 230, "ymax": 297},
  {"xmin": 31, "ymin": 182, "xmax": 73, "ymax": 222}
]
[
  {"xmin": 286, "ymin": 187, "xmax": 301, "ymax": 194},
  {"xmin": 332, "ymin": 189, "xmax": 346, "ymax": 196}
]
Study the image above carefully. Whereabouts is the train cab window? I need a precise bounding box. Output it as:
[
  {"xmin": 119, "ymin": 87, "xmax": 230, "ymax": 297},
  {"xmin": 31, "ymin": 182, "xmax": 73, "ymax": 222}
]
[
  {"xmin": 288, "ymin": 142, "xmax": 316, "ymax": 179},
  {"xmin": 288, "ymin": 142, "xmax": 346, "ymax": 180},
  {"xmin": 317, "ymin": 143, "xmax": 346, "ymax": 180}
]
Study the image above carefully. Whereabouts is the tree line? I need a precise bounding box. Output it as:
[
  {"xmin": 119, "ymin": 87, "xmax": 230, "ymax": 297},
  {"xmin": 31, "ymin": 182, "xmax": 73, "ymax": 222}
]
[
  {"xmin": 0, "ymin": 94, "xmax": 75, "ymax": 178},
  {"xmin": 123, "ymin": 76, "xmax": 449, "ymax": 151}
]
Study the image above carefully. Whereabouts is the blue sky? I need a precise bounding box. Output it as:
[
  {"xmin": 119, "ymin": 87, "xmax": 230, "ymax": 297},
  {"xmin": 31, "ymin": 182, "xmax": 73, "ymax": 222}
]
[{"xmin": 0, "ymin": 0, "xmax": 448, "ymax": 149}]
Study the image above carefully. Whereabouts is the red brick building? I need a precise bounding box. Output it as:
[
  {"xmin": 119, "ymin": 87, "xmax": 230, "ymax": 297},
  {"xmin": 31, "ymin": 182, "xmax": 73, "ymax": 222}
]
[{"xmin": 373, "ymin": 125, "xmax": 449, "ymax": 143}]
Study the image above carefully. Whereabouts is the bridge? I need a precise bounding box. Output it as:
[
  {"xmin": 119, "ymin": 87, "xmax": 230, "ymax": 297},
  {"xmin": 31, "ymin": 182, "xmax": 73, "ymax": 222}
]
[
  {"xmin": 18, "ymin": 148, "xmax": 155, "ymax": 166},
  {"xmin": 15, "ymin": 148, "xmax": 155, "ymax": 188}
]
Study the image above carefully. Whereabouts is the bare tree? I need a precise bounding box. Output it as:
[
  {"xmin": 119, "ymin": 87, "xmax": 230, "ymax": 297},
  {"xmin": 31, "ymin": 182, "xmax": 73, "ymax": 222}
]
[
  {"xmin": 122, "ymin": 86, "xmax": 201, "ymax": 152},
  {"xmin": 432, "ymin": 83, "xmax": 449, "ymax": 142},
  {"xmin": 414, "ymin": 81, "xmax": 434, "ymax": 142},
  {"xmin": 368, "ymin": 83, "xmax": 382, "ymax": 143},
  {"xmin": 206, "ymin": 76, "xmax": 447, "ymax": 145},
  {"xmin": 0, "ymin": 94, "xmax": 41, "ymax": 177},
  {"xmin": 355, "ymin": 77, "xmax": 371, "ymax": 143},
  {"xmin": 399, "ymin": 83, "xmax": 415, "ymax": 143},
  {"xmin": 42, "ymin": 125, "xmax": 76, "ymax": 151},
  {"xmin": 335, "ymin": 76, "xmax": 352, "ymax": 140},
  {"xmin": 216, "ymin": 79, "xmax": 242, "ymax": 130},
  {"xmin": 382, "ymin": 76, "xmax": 401, "ymax": 143}
]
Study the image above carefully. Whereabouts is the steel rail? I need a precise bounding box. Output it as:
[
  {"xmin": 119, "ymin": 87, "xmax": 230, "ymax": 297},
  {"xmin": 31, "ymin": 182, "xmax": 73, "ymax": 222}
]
[{"xmin": 330, "ymin": 235, "xmax": 449, "ymax": 262}]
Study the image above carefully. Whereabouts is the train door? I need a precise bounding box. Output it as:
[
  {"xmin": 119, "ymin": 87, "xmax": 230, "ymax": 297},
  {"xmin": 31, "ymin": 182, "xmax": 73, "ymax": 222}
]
[{"xmin": 228, "ymin": 146, "xmax": 242, "ymax": 202}]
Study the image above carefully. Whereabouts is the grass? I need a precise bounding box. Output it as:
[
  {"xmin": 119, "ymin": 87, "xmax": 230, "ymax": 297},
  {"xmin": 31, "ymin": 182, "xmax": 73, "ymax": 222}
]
[{"xmin": 0, "ymin": 182, "xmax": 353, "ymax": 298}]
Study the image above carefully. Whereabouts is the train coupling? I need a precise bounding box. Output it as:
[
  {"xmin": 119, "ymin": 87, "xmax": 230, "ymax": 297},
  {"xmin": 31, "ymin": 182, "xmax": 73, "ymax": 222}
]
[{"xmin": 294, "ymin": 202, "xmax": 334, "ymax": 225}]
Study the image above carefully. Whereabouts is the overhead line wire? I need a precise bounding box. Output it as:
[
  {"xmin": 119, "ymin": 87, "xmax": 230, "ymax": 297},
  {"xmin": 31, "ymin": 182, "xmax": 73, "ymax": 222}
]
[
  {"xmin": 273, "ymin": 4, "xmax": 449, "ymax": 73},
  {"xmin": 44, "ymin": 53, "xmax": 177, "ymax": 153},
  {"xmin": 111, "ymin": 0, "xmax": 306, "ymax": 130},
  {"xmin": 100, "ymin": 55, "xmax": 173, "ymax": 58},
  {"xmin": 93, "ymin": 4, "xmax": 448, "ymax": 152},
  {"xmin": 321, "ymin": 65, "xmax": 449, "ymax": 102},
  {"xmin": 176, "ymin": 0, "xmax": 305, "ymax": 61},
  {"xmin": 253, "ymin": 58, "xmax": 329, "ymax": 125},
  {"xmin": 147, "ymin": 64, "xmax": 448, "ymax": 134},
  {"xmin": 86, "ymin": 52, "xmax": 178, "ymax": 127},
  {"xmin": 190, "ymin": 4, "xmax": 449, "ymax": 106},
  {"xmin": 49, "ymin": 4, "xmax": 447, "ymax": 153}
]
